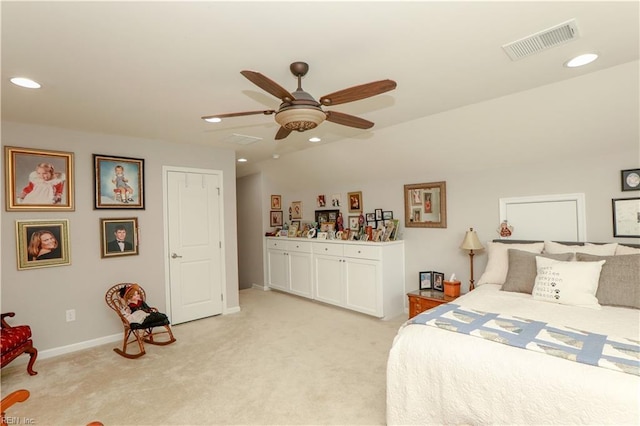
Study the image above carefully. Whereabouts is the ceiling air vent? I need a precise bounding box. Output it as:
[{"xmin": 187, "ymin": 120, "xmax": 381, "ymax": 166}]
[
  {"xmin": 502, "ymin": 19, "xmax": 579, "ymax": 61},
  {"xmin": 223, "ymin": 133, "xmax": 263, "ymax": 146}
]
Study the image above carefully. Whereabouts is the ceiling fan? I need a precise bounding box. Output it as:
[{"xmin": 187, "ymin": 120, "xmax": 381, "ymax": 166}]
[{"xmin": 201, "ymin": 62, "xmax": 397, "ymax": 140}]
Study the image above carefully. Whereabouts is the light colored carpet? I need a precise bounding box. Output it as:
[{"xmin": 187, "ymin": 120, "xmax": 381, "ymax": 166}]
[{"xmin": 1, "ymin": 288, "xmax": 407, "ymax": 425}]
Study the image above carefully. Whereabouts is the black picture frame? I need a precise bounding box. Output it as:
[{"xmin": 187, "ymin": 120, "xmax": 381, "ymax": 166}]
[
  {"xmin": 94, "ymin": 154, "xmax": 145, "ymax": 209},
  {"xmin": 382, "ymin": 210, "xmax": 393, "ymax": 220},
  {"xmin": 612, "ymin": 197, "xmax": 640, "ymax": 237},
  {"xmin": 621, "ymin": 169, "xmax": 640, "ymax": 191},
  {"xmin": 419, "ymin": 271, "xmax": 433, "ymax": 290},
  {"xmin": 375, "ymin": 208, "xmax": 383, "ymax": 221},
  {"xmin": 433, "ymin": 272, "xmax": 445, "ymax": 291},
  {"xmin": 315, "ymin": 209, "xmax": 340, "ymax": 224}
]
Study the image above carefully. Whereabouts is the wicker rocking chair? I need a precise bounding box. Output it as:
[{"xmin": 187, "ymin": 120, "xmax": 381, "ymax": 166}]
[{"xmin": 105, "ymin": 283, "xmax": 176, "ymax": 359}]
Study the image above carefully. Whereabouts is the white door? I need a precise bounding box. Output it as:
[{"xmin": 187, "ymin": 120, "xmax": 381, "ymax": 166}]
[
  {"xmin": 289, "ymin": 251, "xmax": 313, "ymax": 298},
  {"xmin": 166, "ymin": 169, "xmax": 224, "ymax": 324},
  {"xmin": 314, "ymin": 255, "xmax": 343, "ymax": 306},
  {"xmin": 267, "ymin": 248, "xmax": 288, "ymax": 291}
]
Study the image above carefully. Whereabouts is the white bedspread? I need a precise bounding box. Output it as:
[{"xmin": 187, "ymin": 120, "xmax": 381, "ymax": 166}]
[{"xmin": 387, "ymin": 285, "xmax": 640, "ymax": 425}]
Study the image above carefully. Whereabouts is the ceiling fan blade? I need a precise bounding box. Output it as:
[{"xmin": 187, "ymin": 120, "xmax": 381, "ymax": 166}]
[
  {"xmin": 201, "ymin": 110, "xmax": 276, "ymax": 120},
  {"xmin": 325, "ymin": 111, "xmax": 374, "ymax": 129},
  {"xmin": 241, "ymin": 70, "xmax": 295, "ymax": 102},
  {"xmin": 320, "ymin": 79, "xmax": 397, "ymax": 106},
  {"xmin": 275, "ymin": 127, "xmax": 293, "ymax": 140}
]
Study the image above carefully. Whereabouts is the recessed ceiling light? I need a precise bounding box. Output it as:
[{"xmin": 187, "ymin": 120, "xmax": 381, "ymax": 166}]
[
  {"xmin": 272, "ymin": 154, "xmax": 280, "ymax": 159},
  {"xmin": 10, "ymin": 77, "xmax": 41, "ymax": 89},
  {"xmin": 204, "ymin": 117, "xmax": 222, "ymax": 123},
  {"xmin": 237, "ymin": 158, "xmax": 248, "ymax": 163},
  {"xmin": 308, "ymin": 137, "xmax": 321, "ymax": 143},
  {"xmin": 565, "ymin": 53, "xmax": 598, "ymax": 68}
]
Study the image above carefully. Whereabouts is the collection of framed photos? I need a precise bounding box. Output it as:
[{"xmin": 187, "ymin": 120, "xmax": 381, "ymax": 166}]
[
  {"xmin": 5, "ymin": 146, "xmax": 144, "ymax": 270},
  {"xmin": 419, "ymin": 271, "xmax": 445, "ymax": 291}
]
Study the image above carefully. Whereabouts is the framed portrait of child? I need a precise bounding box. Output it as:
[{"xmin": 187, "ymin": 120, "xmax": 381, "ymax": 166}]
[
  {"xmin": 4, "ymin": 146, "xmax": 75, "ymax": 211},
  {"xmin": 94, "ymin": 154, "xmax": 145, "ymax": 209}
]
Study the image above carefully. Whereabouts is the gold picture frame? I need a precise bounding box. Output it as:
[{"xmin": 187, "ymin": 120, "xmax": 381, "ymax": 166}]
[
  {"xmin": 271, "ymin": 194, "xmax": 282, "ymax": 210},
  {"xmin": 15, "ymin": 219, "xmax": 71, "ymax": 270},
  {"xmin": 5, "ymin": 146, "xmax": 75, "ymax": 211},
  {"xmin": 404, "ymin": 181, "xmax": 447, "ymax": 228}
]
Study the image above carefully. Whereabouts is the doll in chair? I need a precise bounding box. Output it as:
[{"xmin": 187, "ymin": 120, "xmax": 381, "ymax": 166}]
[{"xmin": 119, "ymin": 284, "xmax": 169, "ymax": 326}]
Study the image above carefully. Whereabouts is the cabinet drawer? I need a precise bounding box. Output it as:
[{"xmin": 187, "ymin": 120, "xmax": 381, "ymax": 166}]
[
  {"xmin": 267, "ymin": 239, "xmax": 286, "ymax": 250},
  {"xmin": 314, "ymin": 242, "xmax": 344, "ymax": 256},
  {"xmin": 344, "ymin": 244, "xmax": 381, "ymax": 260},
  {"xmin": 287, "ymin": 240, "xmax": 312, "ymax": 253}
]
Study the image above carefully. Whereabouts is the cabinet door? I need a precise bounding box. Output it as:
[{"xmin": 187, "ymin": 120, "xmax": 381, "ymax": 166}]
[
  {"xmin": 288, "ymin": 251, "xmax": 313, "ymax": 298},
  {"xmin": 314, "ymin": 255, "xmax": 343, "ymax": 306},
  {"xmin": 267, "ymin": 249, "xmax": 288, "ymax": 291},
  {"xmin": 344, "ymin": 258, "xmax": 380, "ymax": 316}
]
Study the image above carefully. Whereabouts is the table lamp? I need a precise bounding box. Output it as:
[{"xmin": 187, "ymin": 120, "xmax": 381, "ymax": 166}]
[{"xmin": 460, "ymin": 227, "xmax": 484, "ymax": 291}]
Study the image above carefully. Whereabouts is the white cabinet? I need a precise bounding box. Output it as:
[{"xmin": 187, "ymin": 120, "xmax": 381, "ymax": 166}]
[
  {"xmin": 265, "ymin": 237, "xmax": 404, "ymax": 319},
  {"xmin": 266, "ymin": 239, "xmax": 313, "ymax": 298}
]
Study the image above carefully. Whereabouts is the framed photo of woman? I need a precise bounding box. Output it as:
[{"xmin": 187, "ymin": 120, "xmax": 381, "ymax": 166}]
[
  {"xmin": 15, "ymin": 219, "xmax": 71, "ymax": 270},
  {"xmin": 5, "ymin": 146, "xmax": 75, "ymax": 211},
  {"xmin": 94, "ymin": 154, "xmax": 145, "ymax": 209}
]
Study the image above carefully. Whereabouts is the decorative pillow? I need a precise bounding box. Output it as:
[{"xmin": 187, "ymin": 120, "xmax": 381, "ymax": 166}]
[
  {"xmin": 501, "ymin": 249, "xmax": 573, "ymax": 294},
  {"xmin": 543, "ymin": 241, "xmax": 618, "ymax": 257},
  {"xmin": 616, "ymin": 244, "xmax": 640, "ymax": 255},
  {"xmin": 532, "ymin": 256, "xmax": 605, "ymax": 309},
  {"xmin": 576, "ymin": 253, "xmax": 640, "ymax": 309},
  {"xmin": 476, "ymin": 242, "xmax": 544, "ymax": 286}
]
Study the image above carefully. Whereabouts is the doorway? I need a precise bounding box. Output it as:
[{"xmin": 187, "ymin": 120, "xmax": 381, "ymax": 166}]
[{"xmin": 163, "ymin": 166, "xmax": 225, "ymax": 324}]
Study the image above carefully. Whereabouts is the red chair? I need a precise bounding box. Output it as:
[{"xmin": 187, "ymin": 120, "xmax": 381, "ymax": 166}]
[{"xmin": 0, "ymin": 313, "xmax": 37, "ymax": 375}]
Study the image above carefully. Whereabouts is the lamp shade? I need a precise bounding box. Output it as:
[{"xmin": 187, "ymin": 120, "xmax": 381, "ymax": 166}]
[{"xmin": 460, "ymin": 227, "xmax": 484, "ymax": 251}]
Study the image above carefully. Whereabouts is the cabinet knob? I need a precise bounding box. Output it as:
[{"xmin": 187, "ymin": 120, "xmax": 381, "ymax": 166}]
[{"xmin": 325, "ymin": 248, "xmax": 328, "ymax": 251}]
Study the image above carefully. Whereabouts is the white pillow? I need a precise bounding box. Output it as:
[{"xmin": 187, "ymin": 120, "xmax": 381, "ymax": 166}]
[
  {"xmin": 532, "ymin": 256, "xmax": 605, "ymax": 309},
  {"xmin": 476, "ymin": 242, "xmax": 544, "ymax": 286},
  {"xmin": 543, "ymin": 241, "xmax": 618, "ymax": 257},
  {"xmin": 616, "ymin": 244, "xmax": 640, "ymax": 255}
]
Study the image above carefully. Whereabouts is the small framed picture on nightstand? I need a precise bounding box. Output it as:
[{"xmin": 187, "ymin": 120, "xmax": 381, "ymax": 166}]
[
  {"xmin": 419, "ymin": 271, "xmax": 433, "ymax": 290},
  {"xmin": 433, "ymin": 272, "xmax": 445, "ymax": 291}
]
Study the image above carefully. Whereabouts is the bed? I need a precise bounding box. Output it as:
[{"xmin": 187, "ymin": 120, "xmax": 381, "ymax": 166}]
[{"xmin": 387, "ymin": 240, "xmax": 640, "ymax": 425}]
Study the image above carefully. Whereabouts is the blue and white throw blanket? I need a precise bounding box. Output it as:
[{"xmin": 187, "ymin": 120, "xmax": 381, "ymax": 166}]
[{"xmin": 410, "ymin": 303, "xmax": 640, "ymax": 376}]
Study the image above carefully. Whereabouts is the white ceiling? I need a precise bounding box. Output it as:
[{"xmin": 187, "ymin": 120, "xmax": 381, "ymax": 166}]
[{"xmin": 2, "ymin": 1, "xmax": 639, "ymax": 178}]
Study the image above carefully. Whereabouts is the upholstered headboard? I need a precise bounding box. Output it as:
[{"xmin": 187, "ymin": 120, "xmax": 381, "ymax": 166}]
[{"xmin": 492, "ymin": 239, "xmax": 640, "ymax": 249}]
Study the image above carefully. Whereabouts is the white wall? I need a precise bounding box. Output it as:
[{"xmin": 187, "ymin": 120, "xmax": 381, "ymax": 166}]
[
  {"xmin": 250, "ymin": 62, "xmax": 640, "ymax": 296},
  {"xmin": 237, "ymin": 173, "xmax": 264, "ymax": 289},
  {"xmin": 1, "ymin": 122, "xmax": 240, "ymax": 351}
]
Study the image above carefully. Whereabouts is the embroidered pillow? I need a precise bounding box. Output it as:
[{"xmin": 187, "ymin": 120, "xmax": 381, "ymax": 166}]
[
  {"xmin": 476, "ymin": 242, "xmax": 544, "ymax": 286},
  {"xmin": 532, "ymin": 256, "xmax": 605, "ymax": 309},
  {"xmin": 501, "ymin": 249, "xmax": 573, "ymax": 294},
  {"xmin": 576, "ymin": 253, "xmax": 640, "ymax": 309}
]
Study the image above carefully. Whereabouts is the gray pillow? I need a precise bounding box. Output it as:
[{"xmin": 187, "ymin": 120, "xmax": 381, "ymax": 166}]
[
  {"xmin": 501, "ymin": 249, "xmax": 573, "ymax": 294},
  {"xmin": 576, "ymin": 253, "xmax": 640, "ymax": 309}
]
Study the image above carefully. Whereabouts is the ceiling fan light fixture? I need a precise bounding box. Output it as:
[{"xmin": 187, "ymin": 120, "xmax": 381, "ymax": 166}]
[
  {"xmin": 275, "ymin": 108, "xmax": 326, "ymax": 132},
  {"xmin": 204, "ymin": 117, "xmax": 222, "ymax": 123}
]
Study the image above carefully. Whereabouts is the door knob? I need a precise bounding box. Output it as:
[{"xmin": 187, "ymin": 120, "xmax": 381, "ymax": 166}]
[{"xmin": 171, "ymin": 253, "xmax": 183, "ymax": 259}]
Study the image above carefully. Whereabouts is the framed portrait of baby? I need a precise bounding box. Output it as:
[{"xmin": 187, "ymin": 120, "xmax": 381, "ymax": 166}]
[
  {"xmin": 94, "ymin": 154, "xmax": 145, "ymax": 209},
  {"xmin": 4, "ymin": 146, "xmax": 75, "ymax": 211},
  {"xmin": 15, "ymin": 219, "xmax": 71, "ymax": 270}
]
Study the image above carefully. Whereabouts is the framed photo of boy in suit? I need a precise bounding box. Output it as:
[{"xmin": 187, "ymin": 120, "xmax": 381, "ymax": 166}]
[{"xmin": 100, "ymin": 217, "xmax": 139, "ymax": 258}]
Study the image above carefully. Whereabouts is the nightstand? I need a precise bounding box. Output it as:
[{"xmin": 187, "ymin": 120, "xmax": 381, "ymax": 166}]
[{"xmin": 407, "ymin": 289, "xmax": 458, "ymax": 319}]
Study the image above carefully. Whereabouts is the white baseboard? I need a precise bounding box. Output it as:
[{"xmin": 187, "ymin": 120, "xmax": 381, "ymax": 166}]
[
  {"xmin": 40, "ymin": 333, "xmax": 122, "ymax": 360},
  {"xmin": 252, "ymin": 283, "xmax": 270, "ymax": 291}
]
